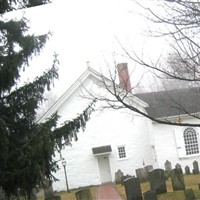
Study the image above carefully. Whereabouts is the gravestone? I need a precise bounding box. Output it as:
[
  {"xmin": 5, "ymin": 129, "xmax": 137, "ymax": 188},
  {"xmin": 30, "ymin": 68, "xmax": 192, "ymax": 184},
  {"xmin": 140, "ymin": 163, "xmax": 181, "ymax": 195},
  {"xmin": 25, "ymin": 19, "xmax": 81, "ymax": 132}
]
[
  {"xmin": 145, "ymin": 165, "xmax": 153, "ymax": 181},
  {"xmin": 185, "ymin": 166, "xmax": 190, "ymax": 174},
  {"xmin": 148, "ymin": 169, "xmax": 167, "ymax": 194},
  {"xmin": 164, "ymin": 160, "xmax": 172, "ymax": 172},
  {"xmin": 121, "ymin": 174, "xmax": 133, "ymax": 184},
  {"xmin": 136, "ymin": 165, "xmax": 153, "ymax": 182},
  {"xmin": 193, "ymin": 160, "xmax": 199, "ymax": 174},
  {"xmin": 143, "ymin": 190, "xmax": 158, "ymax": 200},
  {"xmin": 164, "ymin": 160, "xmax": 172, "ymax": 178},
  {"xmin": 124, "ymin": 177, "xmax": 143, "ymax": 200},
  {"xmin": 136, "ymin": 168, "xmax": 147, "ymax": 182},
  {"xmin": 144, "ymin": 165, "xmax": 153, "ymax": 173},
  {"xmin": 175, "ymin": 163, "xmax": 182, "ymax": 171},
  {"xmin": 184, "ymin": 189, "xmax": 196, "ymax": 200},
  {"xmin": 115, "ymin": 169, "xmax": 124, "ymax": 184},
  {"xmin": 171, "ymin": 168, "xmax": 185, "ymax": 191},
  {"xmin": 44, "ymin": 186, "xmax": 54, "ymax": 198},
  {"xmin": 164, "ymin": 170, "xmax": 169, "ymax": 180},
  {"xmin": 144, "ymin": 165, "xmax": 153, "ymax": 178},
  {"xmin": 43, "ymin": 179, "xmax": 54, "ymax": 198},
  {"xmin": 75, "ymin": 189, "xmax": 92, "ymax": 200}
]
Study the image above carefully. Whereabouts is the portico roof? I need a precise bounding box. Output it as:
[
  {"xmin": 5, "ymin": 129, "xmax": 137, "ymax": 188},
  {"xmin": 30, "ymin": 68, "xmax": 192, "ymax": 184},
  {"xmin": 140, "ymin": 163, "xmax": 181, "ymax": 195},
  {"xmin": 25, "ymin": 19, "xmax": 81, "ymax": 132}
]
[{"xmin": 92, "ymin": 145, "xmax": 112, "ymax": 155}]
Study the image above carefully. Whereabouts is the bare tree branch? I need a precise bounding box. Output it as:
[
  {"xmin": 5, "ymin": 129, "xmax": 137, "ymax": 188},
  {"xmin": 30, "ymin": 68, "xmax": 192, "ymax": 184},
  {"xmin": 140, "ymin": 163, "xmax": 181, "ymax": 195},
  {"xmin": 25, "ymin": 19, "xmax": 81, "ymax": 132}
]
[{"xmin": 82, "ymin": 0, "xmax": 200, "ymax": 127}]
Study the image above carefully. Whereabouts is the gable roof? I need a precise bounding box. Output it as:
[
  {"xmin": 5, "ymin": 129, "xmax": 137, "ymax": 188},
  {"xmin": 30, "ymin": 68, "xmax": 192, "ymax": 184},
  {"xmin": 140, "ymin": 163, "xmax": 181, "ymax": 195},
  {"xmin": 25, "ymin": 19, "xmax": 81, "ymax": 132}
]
[
  {"xmin": 38, "ymin": 67, "xmax": 148, "ymax": 123},
  {"xmin": 135, "ymin": 87, "xmax": 200, "ymax": 119},
  {"xmin": 38, "ymin": 67, "xmax": 99, "ymax": 122}
]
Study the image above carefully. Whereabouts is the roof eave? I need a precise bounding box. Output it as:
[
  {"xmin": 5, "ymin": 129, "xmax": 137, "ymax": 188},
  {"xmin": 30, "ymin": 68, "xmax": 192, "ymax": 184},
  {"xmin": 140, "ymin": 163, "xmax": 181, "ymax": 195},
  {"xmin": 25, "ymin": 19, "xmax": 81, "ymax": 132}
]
[
  {"xmin": 152, "ymin": 112, "xmax": 200, "ymax": 123},
  {"xmin": 38, "ymin": 67, "xmax": 98, "ymax": 123}
]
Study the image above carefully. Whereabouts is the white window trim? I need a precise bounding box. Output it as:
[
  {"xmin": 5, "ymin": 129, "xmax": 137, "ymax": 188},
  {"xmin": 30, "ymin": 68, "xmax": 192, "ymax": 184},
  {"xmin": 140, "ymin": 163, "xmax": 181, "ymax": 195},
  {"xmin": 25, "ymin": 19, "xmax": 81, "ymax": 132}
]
[
  {"xmin": 184, "ymin": 127, "xmax": 200, "ymax": 156},
  {"xmin": 174, "ymin": 127, "xmax": 200, "ymax": 159},
  {"xmin": 117, "ymin": 145, "xmax": 127, "ymax": 160}
]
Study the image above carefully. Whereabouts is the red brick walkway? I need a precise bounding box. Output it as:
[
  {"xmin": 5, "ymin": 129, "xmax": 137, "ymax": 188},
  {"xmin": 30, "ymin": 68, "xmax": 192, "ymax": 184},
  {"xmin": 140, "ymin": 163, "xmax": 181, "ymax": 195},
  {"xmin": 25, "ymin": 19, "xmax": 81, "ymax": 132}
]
[{"xmin": 96, "ymin": 183, "xmax": 123, "ymax": 200}]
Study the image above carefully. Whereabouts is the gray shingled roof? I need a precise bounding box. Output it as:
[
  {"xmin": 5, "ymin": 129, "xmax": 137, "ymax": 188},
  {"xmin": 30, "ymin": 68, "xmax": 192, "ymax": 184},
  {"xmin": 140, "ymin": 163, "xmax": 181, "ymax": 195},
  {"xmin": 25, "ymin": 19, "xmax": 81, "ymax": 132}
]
[{"xmin": 135, "ymin": 87, "xmax": 200, "ymax": 118}]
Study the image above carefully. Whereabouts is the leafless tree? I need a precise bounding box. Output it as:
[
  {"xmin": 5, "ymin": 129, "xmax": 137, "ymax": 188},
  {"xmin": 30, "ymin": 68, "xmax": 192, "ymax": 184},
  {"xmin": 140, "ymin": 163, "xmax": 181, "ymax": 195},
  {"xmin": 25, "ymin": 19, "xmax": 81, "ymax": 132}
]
[
  {"xmin": 159, "ymin": 51, "xmax": 200, "ymax": 90},
  {"xmin": 133, "ymin": 0, "xmax": 200, "ymax": 82},
  {"xmin": 84, "ymin": 0, "xmax": 200, "ymax": 127}
]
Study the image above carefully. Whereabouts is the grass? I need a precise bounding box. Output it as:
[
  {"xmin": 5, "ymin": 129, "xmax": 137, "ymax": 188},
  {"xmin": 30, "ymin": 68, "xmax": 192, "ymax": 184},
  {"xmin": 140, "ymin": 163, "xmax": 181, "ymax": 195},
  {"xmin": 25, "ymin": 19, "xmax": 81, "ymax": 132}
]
[
  {"xmin": 37, "ymin": 174, "xmax": 200, "ymax": 200},
  {"xmin": 37, "ymin": 187, "xmax": 96, "ymax": 200},
  {"xmin": 116, "ymin": 174, "xmax": 200, "ymax": 200}
]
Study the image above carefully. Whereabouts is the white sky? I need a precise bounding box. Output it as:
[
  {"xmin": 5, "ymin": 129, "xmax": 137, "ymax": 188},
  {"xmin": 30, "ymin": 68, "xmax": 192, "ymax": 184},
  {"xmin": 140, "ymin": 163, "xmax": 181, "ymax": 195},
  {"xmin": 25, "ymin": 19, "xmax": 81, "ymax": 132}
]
[{"xmin": 5, "ymin": 0, "xmax": 170, "ymax": 97}]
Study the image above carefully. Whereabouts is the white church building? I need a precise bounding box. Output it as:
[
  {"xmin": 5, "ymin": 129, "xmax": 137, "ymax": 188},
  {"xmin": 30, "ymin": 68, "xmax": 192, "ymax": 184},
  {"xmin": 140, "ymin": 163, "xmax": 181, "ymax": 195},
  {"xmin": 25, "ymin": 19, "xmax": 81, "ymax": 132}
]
[{"xmin": 38, "ymin": 63, "xmax": 200, "ymax": 191}]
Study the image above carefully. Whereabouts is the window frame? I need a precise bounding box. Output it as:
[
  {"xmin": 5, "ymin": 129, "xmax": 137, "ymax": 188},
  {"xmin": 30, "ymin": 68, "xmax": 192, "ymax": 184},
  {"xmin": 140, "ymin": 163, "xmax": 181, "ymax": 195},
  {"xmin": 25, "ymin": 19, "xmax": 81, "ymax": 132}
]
[
  {"xmin": 117, "ymin": 145, "xmax": 127, "ymax": 159},
  {"xmin": 183, "ymin": 127, "xmax": 200, "ymax": 156},
  {"xmin": 174, "ymin": 127, "xmax": 200, "ymax": 159}
]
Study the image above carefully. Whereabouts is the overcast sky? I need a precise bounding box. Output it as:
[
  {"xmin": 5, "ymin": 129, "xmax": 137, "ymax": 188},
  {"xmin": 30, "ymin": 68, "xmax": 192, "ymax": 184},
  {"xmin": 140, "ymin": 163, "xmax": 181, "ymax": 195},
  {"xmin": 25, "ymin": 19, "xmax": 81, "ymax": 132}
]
[{"xmin": 6, "ymin": 0, "xmax": 170, "ymax": 96}]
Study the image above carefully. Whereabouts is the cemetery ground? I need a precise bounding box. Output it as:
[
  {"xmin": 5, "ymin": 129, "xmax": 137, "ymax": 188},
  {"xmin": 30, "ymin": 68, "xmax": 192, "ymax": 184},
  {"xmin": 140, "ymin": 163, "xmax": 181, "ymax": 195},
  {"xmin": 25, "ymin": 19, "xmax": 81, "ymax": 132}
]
[
  {"xmin": 116, "ymin": 174, "xmax": 200, "ymax": 200},
  {"xmin": 37, "ymin": 174, "xmax": 200, "ymax": 200}
]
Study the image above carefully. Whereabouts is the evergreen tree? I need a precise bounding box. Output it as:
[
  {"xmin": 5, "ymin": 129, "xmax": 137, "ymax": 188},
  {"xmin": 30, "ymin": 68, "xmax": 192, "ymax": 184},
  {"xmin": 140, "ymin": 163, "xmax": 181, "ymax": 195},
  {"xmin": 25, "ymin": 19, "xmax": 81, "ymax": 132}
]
[{"xmin": 0, "ymin": 1, "xmax": 93, "ymax": 199}]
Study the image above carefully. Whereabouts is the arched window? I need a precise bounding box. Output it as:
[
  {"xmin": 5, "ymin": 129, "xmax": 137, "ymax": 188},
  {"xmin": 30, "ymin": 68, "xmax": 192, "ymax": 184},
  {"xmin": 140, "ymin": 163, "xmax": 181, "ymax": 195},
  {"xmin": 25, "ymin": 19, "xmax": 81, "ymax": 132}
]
[{"xmin": 184, "ymin": 127, "xmax": 199, "ymax": 155}]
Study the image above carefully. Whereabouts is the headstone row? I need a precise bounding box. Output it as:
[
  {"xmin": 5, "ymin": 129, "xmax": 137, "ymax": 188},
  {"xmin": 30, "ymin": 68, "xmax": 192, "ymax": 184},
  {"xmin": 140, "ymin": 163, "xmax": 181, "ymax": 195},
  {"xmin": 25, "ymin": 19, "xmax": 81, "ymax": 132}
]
[
  {"xmin": 115, "ymin": 160, "xmax": 199, "ymax": 200},
  {"xmin": 123, "ymin": 168, "xmax": 194, "ymax": 200},
  {"xmin": 115, "ymin": 169, "xmax": 134, "ymax": 184},
  {"xmin": 116, "ymin": 160, "xmax": 200, "ymax": 186},
  {"xmin": 124, "ymin": 169, "xmax": 166, "ymax": 200},
  {"xmin": 115, "ymin": 165, "xmax": 153, "ymax": 184},
  {"xmin": 164, "ymin": 160, "xmax": 199, "ymax": 175}
]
